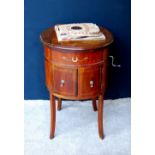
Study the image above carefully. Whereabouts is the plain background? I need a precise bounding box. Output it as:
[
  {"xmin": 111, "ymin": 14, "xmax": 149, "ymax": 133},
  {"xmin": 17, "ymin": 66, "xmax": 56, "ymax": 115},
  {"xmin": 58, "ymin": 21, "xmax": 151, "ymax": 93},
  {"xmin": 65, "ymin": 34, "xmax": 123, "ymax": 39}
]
[
  {"xmin": 0, "ymin": 0, "xmax": 155, "ymax": 155},
  {"xmin": 24, "ymin": 0, "xmax": 131, "ymax": 100}
]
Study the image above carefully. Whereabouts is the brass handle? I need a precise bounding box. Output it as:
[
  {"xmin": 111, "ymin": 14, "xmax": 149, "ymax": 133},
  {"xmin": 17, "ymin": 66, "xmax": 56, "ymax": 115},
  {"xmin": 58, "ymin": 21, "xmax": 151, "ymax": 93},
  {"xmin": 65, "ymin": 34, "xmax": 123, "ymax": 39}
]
[
  {"xmin": 72, "ymin": 57, "xmax": 78, "ymax": 62},
  {"xmin": 90, "ymin": 80, "xmax": 94, "ymax": 88},
  {"xmin": 60, "ymin": 80, "xmax": 65, "ymax": 87}
]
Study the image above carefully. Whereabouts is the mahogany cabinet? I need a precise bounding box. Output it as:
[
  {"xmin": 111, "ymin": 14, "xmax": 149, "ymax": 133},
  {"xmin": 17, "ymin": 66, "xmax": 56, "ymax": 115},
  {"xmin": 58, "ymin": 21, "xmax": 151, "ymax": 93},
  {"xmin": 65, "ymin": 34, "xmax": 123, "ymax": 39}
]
[{"xmin": 40, "ymin": 26, "xmax": 113, "ymax": 139}]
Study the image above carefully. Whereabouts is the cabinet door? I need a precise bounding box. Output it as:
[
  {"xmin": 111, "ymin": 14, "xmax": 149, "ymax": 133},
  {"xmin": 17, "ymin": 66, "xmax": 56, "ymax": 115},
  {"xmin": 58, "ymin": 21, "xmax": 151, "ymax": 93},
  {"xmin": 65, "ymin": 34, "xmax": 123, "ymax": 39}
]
[
  {"xmin": 53, "ymin": 66, "xmax": 77, "ymax": 96},
  {"xmin": 78, "ymin": 67, "xmax": 101, "ymax": 97}
]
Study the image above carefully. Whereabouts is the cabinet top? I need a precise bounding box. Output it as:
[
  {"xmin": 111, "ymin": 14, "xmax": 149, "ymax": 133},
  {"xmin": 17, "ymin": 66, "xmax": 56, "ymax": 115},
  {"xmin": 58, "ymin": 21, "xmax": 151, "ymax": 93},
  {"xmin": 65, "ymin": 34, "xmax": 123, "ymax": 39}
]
[{"xmin": 40, "ymin": 26, "xmax": 113, "ymax": 51}]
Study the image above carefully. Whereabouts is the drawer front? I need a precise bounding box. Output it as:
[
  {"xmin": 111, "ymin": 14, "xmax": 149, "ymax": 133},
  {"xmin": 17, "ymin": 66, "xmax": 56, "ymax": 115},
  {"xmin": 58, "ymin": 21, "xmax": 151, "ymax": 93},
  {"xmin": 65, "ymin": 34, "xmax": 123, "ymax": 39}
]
[
  {"xmin": 53, "ymin": 66, "xmax": 77, "ymax": 96},
  {"xmin": 78, "ymin": 66, "xmax": 101, "ymax": 97},
  {"xmin": 50, "ymin": 48, "xmax": 108, "ymax": 66}
]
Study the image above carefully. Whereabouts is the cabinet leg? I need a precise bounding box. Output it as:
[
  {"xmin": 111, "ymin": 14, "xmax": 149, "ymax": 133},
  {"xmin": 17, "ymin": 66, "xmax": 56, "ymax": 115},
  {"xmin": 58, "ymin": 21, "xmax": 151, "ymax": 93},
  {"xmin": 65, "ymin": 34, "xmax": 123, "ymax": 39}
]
[
  {"xmin": 50, "ymin": 93, "xmax": 56, "ymax": 139},
  {"xmin": 92, "ymin": 98, "xmax": 97, "ymax": 111},
  {"xmin": 57, "ymin": 98, "xmax": 62, "ymax": 111},
  {"xmin": 98, "ymin": 95, "xmax": 104, "ymax": 139}
]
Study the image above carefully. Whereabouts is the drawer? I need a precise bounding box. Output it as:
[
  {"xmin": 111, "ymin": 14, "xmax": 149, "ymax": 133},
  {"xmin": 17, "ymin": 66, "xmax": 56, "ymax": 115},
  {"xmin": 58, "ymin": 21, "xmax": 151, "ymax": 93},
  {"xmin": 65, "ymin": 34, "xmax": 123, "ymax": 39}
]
[
  {"xmin": 49, "ymin": 48, "xmax": 109, "ymax": 66},
  {"xmin": 78, "ymin": 66, "xmax": 101, "ymax": 97},
  {"xmin": 53, "ymin": 66, "xmax": 77, "ymax": 96}
]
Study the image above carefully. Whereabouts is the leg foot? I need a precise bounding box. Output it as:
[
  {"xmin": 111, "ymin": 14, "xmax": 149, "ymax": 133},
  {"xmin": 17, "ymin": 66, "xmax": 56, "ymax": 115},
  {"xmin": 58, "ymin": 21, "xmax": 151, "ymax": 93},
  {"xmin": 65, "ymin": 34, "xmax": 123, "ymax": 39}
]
[
  {"xmin": 98, "ymin": 95, "xmax": 104, "ymax": 139},
  {"xmin": 50, "ymin": 94, "xmax": 56, "ymax": 139}
]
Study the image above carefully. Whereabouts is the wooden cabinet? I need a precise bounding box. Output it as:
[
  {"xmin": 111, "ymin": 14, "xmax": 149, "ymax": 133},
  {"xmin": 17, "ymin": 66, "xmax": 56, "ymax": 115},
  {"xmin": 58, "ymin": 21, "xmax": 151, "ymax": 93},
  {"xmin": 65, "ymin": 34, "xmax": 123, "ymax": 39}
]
[
  {"xmin": 45, "ymin": 49, "xmax": 108, "ymax": 100},
  {"xmin": 40, "ymin": 26, "xmax": 113, "ymax": 139}
]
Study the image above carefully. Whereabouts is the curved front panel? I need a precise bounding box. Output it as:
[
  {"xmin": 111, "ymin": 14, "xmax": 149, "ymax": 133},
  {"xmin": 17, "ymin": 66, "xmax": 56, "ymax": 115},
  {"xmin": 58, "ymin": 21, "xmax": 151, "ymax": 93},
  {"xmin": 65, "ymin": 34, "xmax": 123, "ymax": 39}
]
[{"xmin": 44, "ymin": 46, "xmax": 109, "ymax": 99}]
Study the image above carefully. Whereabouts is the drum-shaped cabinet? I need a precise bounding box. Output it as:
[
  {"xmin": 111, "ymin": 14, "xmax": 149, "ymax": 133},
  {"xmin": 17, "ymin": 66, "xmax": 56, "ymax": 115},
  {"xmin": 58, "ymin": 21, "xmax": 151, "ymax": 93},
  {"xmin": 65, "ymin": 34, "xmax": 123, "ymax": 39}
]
[{"xmin": 40, "ymin": 26, "xmax": 113, "ymax": 139}]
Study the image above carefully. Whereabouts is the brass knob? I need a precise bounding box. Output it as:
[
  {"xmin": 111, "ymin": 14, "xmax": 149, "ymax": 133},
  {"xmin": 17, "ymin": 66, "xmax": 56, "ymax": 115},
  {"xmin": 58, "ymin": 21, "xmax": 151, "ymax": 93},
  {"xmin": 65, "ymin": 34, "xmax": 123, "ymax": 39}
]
[
  {"xmin": 60, "ymin": 80, "xmax": 65, "ymax": 87},
  {"xmin": 90, "ymin": 80, "xmax": 94, "ymax": 88}
]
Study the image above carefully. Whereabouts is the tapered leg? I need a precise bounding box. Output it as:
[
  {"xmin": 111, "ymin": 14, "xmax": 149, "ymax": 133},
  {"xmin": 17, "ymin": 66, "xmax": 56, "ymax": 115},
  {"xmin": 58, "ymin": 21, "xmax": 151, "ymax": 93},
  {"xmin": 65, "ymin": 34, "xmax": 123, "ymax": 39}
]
[
  {"xmin": 92, "ymin": 98, "xmax": 97, "ymax": 111},
  {"xmin": 98, "ymin": 95, "xmax": 104, "ymax": 139},
  {"xmin": 50, "ymin": 93, "xmax": 56, "ymax": 139},
  {"xmin": 57, "ymin": 98, "xmax": 62, "ymax": 111}
]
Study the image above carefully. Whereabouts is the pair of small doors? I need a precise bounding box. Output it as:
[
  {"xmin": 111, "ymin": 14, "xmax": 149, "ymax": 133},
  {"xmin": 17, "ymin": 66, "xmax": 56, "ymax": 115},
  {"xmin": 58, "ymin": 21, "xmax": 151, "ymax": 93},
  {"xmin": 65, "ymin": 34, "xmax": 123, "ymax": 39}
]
[{"xmin": 53, "ymin": 65, "xmax": 102, "ymax": 98}]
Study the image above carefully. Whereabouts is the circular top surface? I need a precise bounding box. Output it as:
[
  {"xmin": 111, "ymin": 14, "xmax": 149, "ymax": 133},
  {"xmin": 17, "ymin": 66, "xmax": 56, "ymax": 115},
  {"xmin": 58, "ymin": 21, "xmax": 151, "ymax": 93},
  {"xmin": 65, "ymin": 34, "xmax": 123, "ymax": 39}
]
[{"xmin": 40, "ymin": 26, "xmax": 114, "ymax": 51}]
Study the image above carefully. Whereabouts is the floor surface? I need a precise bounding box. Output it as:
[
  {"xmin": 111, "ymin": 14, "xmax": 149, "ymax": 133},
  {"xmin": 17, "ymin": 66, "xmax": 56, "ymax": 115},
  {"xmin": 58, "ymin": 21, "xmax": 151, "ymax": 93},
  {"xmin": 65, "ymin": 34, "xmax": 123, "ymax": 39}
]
[{"xmin": 24, "ymin": 98, "xmax": 131, "ymax": 155}]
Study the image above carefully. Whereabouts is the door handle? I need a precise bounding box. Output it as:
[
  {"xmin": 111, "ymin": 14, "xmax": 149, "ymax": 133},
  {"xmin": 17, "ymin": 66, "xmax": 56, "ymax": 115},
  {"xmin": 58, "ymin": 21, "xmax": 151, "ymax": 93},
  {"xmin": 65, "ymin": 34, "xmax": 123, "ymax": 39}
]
[
  {"xmin": 60, "ymin": 80, "xmax": 65, "ymax": 87},
  {"xmin": 90, "ymin": 80, "xmax": 94, "ymax": 88}
]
